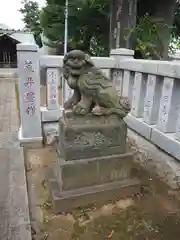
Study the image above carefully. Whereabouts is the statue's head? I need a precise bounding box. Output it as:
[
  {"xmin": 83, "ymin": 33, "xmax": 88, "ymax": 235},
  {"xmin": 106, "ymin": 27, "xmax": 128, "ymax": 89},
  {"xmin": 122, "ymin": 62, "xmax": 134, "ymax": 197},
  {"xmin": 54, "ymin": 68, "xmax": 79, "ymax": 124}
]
[{"xmin": 63, "ymin": 50, "xmax": 94, "ymax": 76}]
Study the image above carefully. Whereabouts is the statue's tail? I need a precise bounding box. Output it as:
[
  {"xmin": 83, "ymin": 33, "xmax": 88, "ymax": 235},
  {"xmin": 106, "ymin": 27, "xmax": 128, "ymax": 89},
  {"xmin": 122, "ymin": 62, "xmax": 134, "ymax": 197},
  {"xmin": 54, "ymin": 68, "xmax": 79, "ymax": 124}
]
[
  {"xmin": 108, "ymin": 97, "xmax": 130, "ymax": 118},
  {"xmin": 92, "ymin": 106, "xmax": 129, "ymax": 119},
  {"xmin": 119, "ymin": 97, "xmax": 131, "ymax": 111},
  {"xmin": 92, "ymin": 96, "xmax": 131, "ymax": 119},
  {"xmin": 105, "ymin": 107, "xmax": 129, "ymax": 119}
]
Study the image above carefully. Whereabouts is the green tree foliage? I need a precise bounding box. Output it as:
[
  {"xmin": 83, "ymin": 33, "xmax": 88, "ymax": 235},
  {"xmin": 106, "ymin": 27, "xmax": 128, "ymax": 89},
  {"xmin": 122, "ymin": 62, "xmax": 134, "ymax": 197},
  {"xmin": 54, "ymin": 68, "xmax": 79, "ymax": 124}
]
[
  {"xmin": 127, "ymin": 14, "xmax": 164, "ymax": 59},
  {"xmin": 173, "ymin": 0, "xmax": 180, "ymax": 37},
  {"xmin": 19, "ymin": 0, "xmax": 42, "ymax": 46},
  {"xmin": 20, "ymin": 0, "xmax": 180, "ymax": 57},
  {"xmin": 40, "ymin": 0, "xmax": 110, "ymax": 55}
]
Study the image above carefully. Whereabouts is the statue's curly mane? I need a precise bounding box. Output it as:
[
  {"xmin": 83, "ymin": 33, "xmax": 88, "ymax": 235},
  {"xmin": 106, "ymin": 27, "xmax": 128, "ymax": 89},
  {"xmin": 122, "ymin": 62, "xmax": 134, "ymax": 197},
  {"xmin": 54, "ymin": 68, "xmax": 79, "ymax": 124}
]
[
  {"xmin": 63, "ymin": 50, "xmax": 130, "ymax": 118},
  {"xmin": 63, "ymin": 51, "xmax": 112, "ymax": 90},
  {"xmin": 80, "ymin": 66, "xmax": 112, "ymax": 91}
]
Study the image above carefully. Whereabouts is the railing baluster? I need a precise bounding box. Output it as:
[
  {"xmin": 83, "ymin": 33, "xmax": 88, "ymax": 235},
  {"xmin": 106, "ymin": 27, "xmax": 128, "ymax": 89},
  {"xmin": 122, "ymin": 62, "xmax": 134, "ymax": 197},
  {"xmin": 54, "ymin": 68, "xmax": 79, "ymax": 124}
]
[
  {"xmin": 41, "ymin": 68, "xmax": 63, "ymax": 122},
  {"xmin": 122, "ymin": 70, "xmax": 134, "ymax": 103},
  {"xmin": 46, "ymin": 68, "xmax": 59, "ymax": 110},
  {"xmin": 112, "ymin": 69, "xmax": 124, "ymax": 96},
  {"xmin": 131, "ymin": 72, "xmax": 147, "ymax": 117},
  {"xmin": 156, "ymin": 77, "xmax": 180, "ymax": 133},
  {"xmin": 143, "ymin": 74, "xmax": 162, "ymax": 124}
]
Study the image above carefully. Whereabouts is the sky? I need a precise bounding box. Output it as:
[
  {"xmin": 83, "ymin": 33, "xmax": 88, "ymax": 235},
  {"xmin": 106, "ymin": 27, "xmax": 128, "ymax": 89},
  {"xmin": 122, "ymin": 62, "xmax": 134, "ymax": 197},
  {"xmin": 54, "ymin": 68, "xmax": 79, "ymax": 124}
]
[{"xmin": 0, "ymin": 0, "xmax": 45, "ymax": 30}]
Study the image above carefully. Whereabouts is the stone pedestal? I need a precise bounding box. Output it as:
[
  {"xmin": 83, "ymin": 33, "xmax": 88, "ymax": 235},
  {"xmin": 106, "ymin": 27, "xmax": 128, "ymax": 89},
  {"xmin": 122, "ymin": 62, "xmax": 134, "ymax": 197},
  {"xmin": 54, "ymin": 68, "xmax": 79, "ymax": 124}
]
[
  {"xmin": 49, "ymin": 111, "xmax": 140, "ymax": 213},
  {"xmin": 58, "ymin": 110, "xmax": 127, "ymax": 160}
]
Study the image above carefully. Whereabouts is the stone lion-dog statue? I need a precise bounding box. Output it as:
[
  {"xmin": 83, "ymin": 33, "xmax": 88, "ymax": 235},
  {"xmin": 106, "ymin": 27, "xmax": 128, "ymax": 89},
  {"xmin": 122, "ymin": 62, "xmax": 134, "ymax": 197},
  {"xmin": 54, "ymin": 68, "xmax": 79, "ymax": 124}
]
[{"xmin": 63, "ymin": 50, "xmax": 130, "ymax": 119}]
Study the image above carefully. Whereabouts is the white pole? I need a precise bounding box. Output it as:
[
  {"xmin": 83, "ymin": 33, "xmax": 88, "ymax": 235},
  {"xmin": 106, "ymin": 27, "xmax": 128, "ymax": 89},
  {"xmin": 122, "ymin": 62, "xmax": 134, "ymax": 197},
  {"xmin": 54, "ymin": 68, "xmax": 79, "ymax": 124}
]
[
  {"xmin": 62, "ymin": 0, "xmax": 68, "ymax": 106},
  {"xmin": 64, "ymin": 0, "xmax": 68, "ymax": 55}
]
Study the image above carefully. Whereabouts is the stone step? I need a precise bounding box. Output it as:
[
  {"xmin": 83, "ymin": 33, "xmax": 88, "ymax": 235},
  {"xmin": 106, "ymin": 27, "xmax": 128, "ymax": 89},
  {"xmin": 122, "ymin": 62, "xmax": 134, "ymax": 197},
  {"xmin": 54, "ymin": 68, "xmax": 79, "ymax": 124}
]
[
  {"xmin": 55, "ymin": 150, "xmax": 137, "ymax": 191},
  {"xmin": 48, "ymin": 175, "xmax": 140, "ymax": 213}
]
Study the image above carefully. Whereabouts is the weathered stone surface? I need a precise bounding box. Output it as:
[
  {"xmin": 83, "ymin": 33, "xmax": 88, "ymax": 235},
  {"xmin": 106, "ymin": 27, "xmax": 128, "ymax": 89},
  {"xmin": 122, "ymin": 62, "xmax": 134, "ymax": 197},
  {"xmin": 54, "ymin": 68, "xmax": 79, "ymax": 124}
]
[
  {"xmin": 48, "ymin": 176, "xmax": 140, "ymax": 213},
  {"xmin": 55, "ymin": 151, "xmax": 136, "ymax": 191},
  {"xmin": 48, "ymin": 108, "xmax": 140, "ymax": 213},
  {"xmin": 49, "ymin": 157, "xmax": 140, "ymax": 214},
  {"xmin": 0, "ymin": 79, "xmax": 31, "ymax": 240},
  {"xmin": 58, "ymin": 110, "xmax": 127, "ymax": 160}
]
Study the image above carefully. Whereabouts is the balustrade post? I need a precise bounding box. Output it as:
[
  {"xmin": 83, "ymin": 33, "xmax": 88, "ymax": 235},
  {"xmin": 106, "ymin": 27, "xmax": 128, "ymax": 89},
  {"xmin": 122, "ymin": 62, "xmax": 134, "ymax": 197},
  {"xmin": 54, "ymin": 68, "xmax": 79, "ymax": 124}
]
[
  {"xmin": 46, "ymin": 68, "xmax": 60, "ymax": 110},
  {"xmin": 156, "ymin": 77, "xmax": 180, "ymax": 133},
  {"xmin": 17, "ymin": 43, "xmax": 42, "ymax": 144},
  {"xmin": 110, "ymin": 48, "xmax": 134, "ymax": 96},
  {"xmin": 122, "ymin": 70, "xmax": 134, "ymax": 102},
  {"xmin": 143, "ymin": 75, "xmax": 162, "ymax": 124},
  {"xmin": 131, "ymin": 72, "xmax": 147, "ymax": 117}
]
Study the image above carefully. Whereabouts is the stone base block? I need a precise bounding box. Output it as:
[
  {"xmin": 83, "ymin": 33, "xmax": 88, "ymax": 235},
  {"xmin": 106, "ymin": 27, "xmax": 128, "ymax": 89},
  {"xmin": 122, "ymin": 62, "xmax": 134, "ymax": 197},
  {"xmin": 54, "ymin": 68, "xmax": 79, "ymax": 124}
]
[
  {"xmin": 58, "ymin": 110, "xmax": 127, "ymax": 161},
  {"xmin": 55, "ymin": 150, "xmax": 136, "ymax": 191},
  {"xmin": 48, "ymin": 110, "xmax": 140, "ymax": 213},
  {"xmin": 48, "ymin": 150, "xmax": 140, "ymax": 213},
  {"xmin": 48, "ymin": 174, "xmax": 140, "ymax": 213},
  {"xmin": 125, "ymin": 114, "xmax": 154, "ymax": 141},
  {"xmin": 18, "ymin": 126, "xmax": 43, "ymax": 148},
  {"xmin": 151, "ymin": 128, "xmax": 180, "ymax": 160}
]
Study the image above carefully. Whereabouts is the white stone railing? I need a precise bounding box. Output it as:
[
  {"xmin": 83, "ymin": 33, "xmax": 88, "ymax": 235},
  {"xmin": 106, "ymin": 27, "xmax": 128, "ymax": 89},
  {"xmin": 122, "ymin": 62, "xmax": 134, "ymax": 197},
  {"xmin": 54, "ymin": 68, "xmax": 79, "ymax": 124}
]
[
  {"xmin": 114, "ymin": 56, "xmax": 180, "ymax": 160},
  {"xmin": 17, "ymin": 43, "xmax": 180, "ymax": 161}
]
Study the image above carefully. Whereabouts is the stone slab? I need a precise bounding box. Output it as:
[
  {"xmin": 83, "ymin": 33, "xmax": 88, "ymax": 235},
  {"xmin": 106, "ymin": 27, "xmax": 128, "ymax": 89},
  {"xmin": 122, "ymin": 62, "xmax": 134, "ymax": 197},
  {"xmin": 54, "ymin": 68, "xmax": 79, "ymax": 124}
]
[
  {"xmin": 151, "ymin": 128, "xmax": 180, "ymax": 161},
  {"xmin": 0, "ymin": 147, "xmax": 32, "ymax": 240},
  {"xmin": 58, "ymin": 111, "xmax": 127, "ymax": 161},
  {"xmin": 0, "ymin": 78, "xmax": 31, "ymax": 239},
  {"xmin": 128, "ymin": 128, "xmax": 180, "ymax": 189},
  {"xmin": 19, "ymin": 126, "xmax": 43, "ymax": 147},
  {"xmin": 55, "ymin": 150, "xmax": 136, "ymax": 191},
  {"xmin": 48, "ymin": 174, "xmax": 140, "ymax": 213},
  {"xmin": 41, "ymin": 106, "xmax": 63, "ymax": 122},
  {"xmin": 125, "ymin": 114, "xmax": 153, "ymax": 140}
]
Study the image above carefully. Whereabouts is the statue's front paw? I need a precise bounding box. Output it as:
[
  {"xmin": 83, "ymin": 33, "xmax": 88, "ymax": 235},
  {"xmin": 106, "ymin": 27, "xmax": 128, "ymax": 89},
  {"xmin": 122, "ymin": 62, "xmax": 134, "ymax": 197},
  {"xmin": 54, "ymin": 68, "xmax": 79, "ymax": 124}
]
[{"xmin": 73, "ymin": 103, "xmax": 89, "ymax": 115}]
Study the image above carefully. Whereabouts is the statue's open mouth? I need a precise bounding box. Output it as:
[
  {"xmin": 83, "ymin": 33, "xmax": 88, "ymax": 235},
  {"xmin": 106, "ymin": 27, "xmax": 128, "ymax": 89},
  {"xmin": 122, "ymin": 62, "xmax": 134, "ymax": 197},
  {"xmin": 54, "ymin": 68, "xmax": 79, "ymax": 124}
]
[
  {"xmin": 66, "ymin": 62, "xmax": 84, "ymax": 69},
  {"xmin": 71, "ymin": 65, "xmax": 81, "ymax": 69}
]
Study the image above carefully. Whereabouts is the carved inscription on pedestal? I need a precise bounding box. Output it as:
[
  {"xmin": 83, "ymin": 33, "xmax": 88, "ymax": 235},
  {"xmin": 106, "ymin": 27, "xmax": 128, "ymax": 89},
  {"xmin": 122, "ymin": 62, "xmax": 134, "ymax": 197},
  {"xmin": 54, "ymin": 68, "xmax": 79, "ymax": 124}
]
[{"xmin": 71, "ymin": 132, "xmax": 113, "ymax": 148}]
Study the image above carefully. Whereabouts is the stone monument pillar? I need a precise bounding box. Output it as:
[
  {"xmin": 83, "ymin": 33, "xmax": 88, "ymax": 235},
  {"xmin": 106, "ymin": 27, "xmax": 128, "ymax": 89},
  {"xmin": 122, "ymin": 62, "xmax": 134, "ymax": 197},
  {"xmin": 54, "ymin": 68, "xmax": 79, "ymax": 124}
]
[
  {"xmin": 48, "ymin": 50, "xmax": 140, "ymax": 213},
  {"xmin": 110, "ymin": 0, "xmax": 137, "ymax": 50},
  {"xmin": 17, "ymin": 44, "xmax": 42, "ymax": 145}
]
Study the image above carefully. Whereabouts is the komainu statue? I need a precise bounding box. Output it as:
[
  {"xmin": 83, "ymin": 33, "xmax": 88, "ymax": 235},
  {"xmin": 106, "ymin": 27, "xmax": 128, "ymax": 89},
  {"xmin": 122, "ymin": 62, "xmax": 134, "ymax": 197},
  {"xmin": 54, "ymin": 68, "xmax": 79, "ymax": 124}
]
[{"xmin": 63, "ymin": 50, "xmax": 130, "ymax": 118}]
